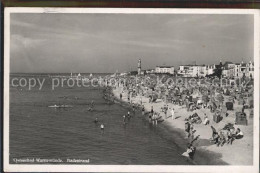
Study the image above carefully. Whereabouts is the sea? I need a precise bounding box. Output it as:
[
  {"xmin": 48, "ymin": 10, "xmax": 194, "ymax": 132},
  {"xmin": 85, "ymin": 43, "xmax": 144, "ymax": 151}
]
[{"xmin": 9, "ymin": 73, "xmax": 225, "ymax": 165}]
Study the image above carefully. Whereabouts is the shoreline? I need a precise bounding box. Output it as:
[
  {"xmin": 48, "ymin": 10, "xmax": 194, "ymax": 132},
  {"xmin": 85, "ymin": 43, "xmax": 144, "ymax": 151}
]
[{"xmin": 109, "ymin": 85, "xmax": 253, "ymax": 165}]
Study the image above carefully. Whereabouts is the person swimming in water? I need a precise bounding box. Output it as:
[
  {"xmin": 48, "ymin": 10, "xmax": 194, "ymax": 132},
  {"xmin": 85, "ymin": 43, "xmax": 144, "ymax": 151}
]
[
  {"xmin": 91, "ymin": 100, "xmax": 94, "ymax": 107},
  {"xmin": 123, "ymin": 115, "xmax": 126, "ymax": 124},
  {"xmin": 94, "ymin": 117, "xmax": 99, "ymax": 123},
  {"xmin": 100, "ymin": 123, "xmax": 104, "ymax": 134},
  {"xmin": 132, "ymin": 105, "xmax": 136, "ymax": 115}
]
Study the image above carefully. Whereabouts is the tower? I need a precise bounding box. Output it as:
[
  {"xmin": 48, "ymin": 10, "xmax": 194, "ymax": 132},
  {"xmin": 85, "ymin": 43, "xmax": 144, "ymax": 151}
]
[{"xmin": 138, "ymin": 59, "xmax": 141, "ymax": 75}]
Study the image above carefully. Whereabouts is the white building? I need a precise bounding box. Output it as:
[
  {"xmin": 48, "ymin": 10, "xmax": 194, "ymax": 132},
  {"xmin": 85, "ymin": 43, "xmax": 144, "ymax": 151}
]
[
  {"xmin": 177, "ymin": 61, "xmax": 254, "ymax": 79},
  {"xmin": 222, "ymin": 62, "xmax": 235, "ymax": 78},
  {"xmin": 248, "ymin": 61, "xmax": 254, "ymax": 78},
  {"xmin": 155, "ymin": 66, "xmax": 175, "ymax": 75},
  {"xmin": 178, "ymin": 65, "xmax": 194, "ymax": 77},
  {"xmin": 145, "ymin": 69, "xmax": 155, "ymax": 74},
  {"xmin": 206, "ymin": 65, "xmax": 216, "ymax": 76},
  {"xmin": 178, "ymin": 65, "xmax": 213, "ymax": 77},
  {"xmin": 196, "ymin": 65, "xmax": 207, "ymax": 77},
  {"xmin": 224, "ymin": 61, "xmax": 254, "ymax": 79},
  {"xmin": 234, "ymin": 63, "xmax": 241, "ymax": 78},
  {"xmin": 241, "ymin": 61, "xmax": 254, "ymax": 78}
]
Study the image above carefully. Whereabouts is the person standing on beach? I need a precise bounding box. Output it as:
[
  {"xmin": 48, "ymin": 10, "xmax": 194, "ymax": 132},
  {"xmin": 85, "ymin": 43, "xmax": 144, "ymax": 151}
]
[
  {"xmin": 164, "ymin": 108, "xmax": 167, "ymax": 119},
  {"xmin": 210, "ymin": 126, "xmax": 217, "ymax": 139},
  {"xmin": 142, "ymin": 106, "xmax": 145, "ymax": 115},
  {"xmin": 171, "ymin": 108, "xmax": 175, "ymax": 120},
  {"xmin": 151, "ymin": 106, "xmax": 154, "ymax": 115},
  {"xmin": 120, "ymin": 93, "xmax": 122, "ymax": 100},
  {"xmin": 152, "ymin": 113, "xmax": 155, "ymax": 125},
  {"xmin": 132, "ymin": 105, "xmax": 136, "ymax": 115},
  {"xmin": 203, "ymin": 114, "xmax": 209, "ymax": 125},
  {"xmin": 127, "ymin": 93, "xmax": 130, "ymax": 103},
  {"xmin": 153, "ymin": 113, "xmax": 158, "ymax": 125}
]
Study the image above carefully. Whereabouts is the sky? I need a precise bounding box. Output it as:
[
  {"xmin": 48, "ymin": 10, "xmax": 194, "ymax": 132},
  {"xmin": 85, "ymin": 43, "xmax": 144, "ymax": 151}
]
[{"xmin": 10, "ymin": 13, "xmax": 254, "ymax": 73}]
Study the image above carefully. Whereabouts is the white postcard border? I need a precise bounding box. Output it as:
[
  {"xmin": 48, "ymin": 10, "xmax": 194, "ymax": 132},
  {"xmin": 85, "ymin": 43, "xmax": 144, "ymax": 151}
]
[{"xmin": 3, "ymin": 7, "xmax": 260, "ymax": 173}]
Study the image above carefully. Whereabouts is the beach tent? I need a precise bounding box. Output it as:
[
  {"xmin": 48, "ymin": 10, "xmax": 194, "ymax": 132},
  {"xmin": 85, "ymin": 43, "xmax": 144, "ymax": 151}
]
[
  {"xmin": 213, "ymin": 110, "xmax": 222, "ymax": 123},
  {"xmin": 188, "ymin": 102, "xmax": 196, "ymax": 111},
  {"xmin": 192, "ymin": 97, "xmax": 198, "ymax": 104},
  {"xmin": 216, "ymin": 94, "xmax": 224, "ymax": 104},
  {"xmin": 222, "ymin": 123, "xmax": 235, "ymax": 130},
  {"xmin": 227, "ymin": 96, "xmax": 234, "ymax": 102},
  {"xmin": 247, "ymin": 97, "xmax": 254, "ymax": 108},
  {"xmin": 214, "ymin": 100, "xmax": 220, "ymax": 108},
  {"xmin": 171, "ymin": 95, "xmax": 179, "ymax": 102},
  {"xmin": 220, "ymin": 107, "xmax": 227, "ymax": 117},
  {"xmin": 238, "ymin": 98, "xmax": 244, "ymax": 105},
  {"xmin": 202, "ymin": 95, "xmax": 209, "ymax": 103},
  {"xmin": 249, "ymin": 99, "xmax": 254, "ymax": 108},
  {"xmin": 235, "ymin": 112, "xmax": 248, "ymax": 125},
  {"xmin": 225, "ymin": 102, "xmax": 233, "ymax": 110},
  {"xmin": 188, "ymin": 96, "xmax": 193, "ymax": 102},
  {"xmin": 211, "ymin": 101, "xmax": 218, "ymax": 112},
  {"xmin": 181, "ymin": 94, "xmax": 187, "ymax": 102},
  {"xmin": 249, "ymin": 109, "xmax": 253, "ymax": 118},
  {"xmin": 185, "ymin": 101, "xmax": 189, "ymax": 109}
]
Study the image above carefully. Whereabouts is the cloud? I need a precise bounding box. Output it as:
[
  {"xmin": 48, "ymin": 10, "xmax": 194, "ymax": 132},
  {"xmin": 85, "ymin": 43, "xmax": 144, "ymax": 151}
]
[
  {"xmin": 11, "ymin": 34, "xmax": 46, "ymax": 48},
  {"xmin": 9, "ymin": 13, "xmax": 254, "ymax": 73}
]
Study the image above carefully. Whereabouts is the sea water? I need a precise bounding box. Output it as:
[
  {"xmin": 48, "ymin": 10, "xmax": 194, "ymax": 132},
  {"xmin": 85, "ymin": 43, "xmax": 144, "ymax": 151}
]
[{"xmin": 9, "ymin": 74, "xmax": 196, "ymax": 165}]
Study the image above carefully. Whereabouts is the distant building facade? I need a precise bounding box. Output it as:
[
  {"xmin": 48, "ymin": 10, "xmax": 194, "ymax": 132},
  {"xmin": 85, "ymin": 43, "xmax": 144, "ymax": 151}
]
[
  {"xmin": 206, "ymin": 65, "xmax": 216, "ymax": 76},
  {"xmin": 155, "ymin": 66, "xmax": 175, "ymax": 75},
  {"xmin": 132, "ymin": 59, "xmax": 254, "ymax": 79},
  {"xmin": 222, "ymin": 61, "xmax": 254, "ymax": 79},
  {"xmin": 222, "ymin": 62, "xmax": 235, "ymax": 78},
  {"xmin": 177, "ymin": 65, "xmax": 215, "ymax": 77},
  {"xmin": 176, "ymin": 60, "xmax": 254, "ymax": 79}
]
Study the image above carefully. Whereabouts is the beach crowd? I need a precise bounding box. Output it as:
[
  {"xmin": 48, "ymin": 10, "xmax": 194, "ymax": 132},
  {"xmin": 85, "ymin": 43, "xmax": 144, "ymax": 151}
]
[{"xmin": 101, "ymin": 74, "xmax": 253, "ymax": 160}]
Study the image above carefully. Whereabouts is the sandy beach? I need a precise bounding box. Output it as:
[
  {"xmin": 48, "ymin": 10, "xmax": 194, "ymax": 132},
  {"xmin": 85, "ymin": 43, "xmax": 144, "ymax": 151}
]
[{"xmin": 112, "ymin": 85, "xmax": 253, "ymax": 165}]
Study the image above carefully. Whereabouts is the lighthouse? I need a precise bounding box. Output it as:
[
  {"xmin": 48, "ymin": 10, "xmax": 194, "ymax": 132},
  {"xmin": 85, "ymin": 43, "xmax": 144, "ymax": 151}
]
[{"xmin": 138, "ymin": 59, "xmax": 141, "ymax": 75}]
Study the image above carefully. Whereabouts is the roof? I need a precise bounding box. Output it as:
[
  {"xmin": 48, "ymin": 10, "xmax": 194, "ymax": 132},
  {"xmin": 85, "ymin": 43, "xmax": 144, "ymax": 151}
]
[
  {"xmin": 223, "ymin": 61, "xmax": 233, "ymax": 66},
  {"xmin": 179, "ymin": 64, "xmax": 206, "ymax": 67},
  {"xmin": 224, "ymin": 66, "xmax": 230, "ymax": 70},
  {"xmin": 156, "ymin": 66, "xmax": 174, "ymax": 68}
]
